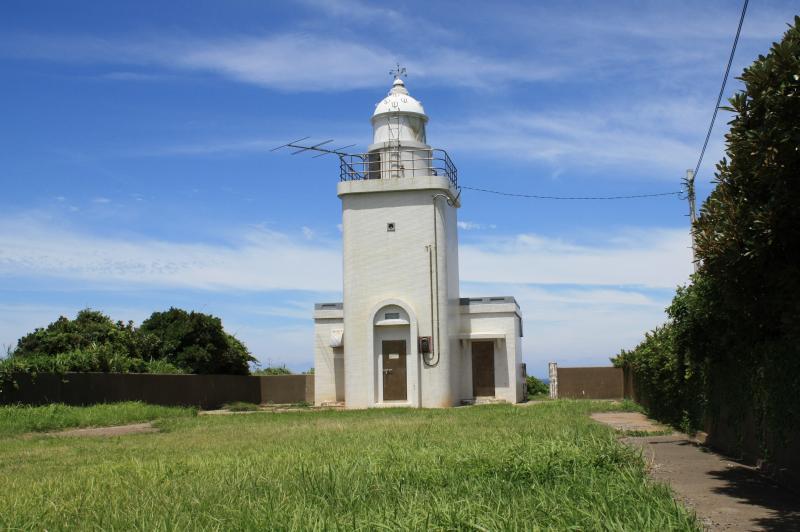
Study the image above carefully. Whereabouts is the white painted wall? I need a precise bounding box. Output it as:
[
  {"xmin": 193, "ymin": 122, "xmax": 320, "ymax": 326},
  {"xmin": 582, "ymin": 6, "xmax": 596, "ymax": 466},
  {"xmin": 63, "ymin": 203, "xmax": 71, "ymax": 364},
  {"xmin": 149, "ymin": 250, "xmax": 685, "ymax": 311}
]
[
  {"xmin": 459, "ymin": 301, "xmax": 525, "ymax": 403},
  {"xmin": 339, "ymin": 175, "xmax": 460, "ymax": 408},
  {"xmin": 313, "ymin": 307, "xmax": 344, "ymax": 405}
]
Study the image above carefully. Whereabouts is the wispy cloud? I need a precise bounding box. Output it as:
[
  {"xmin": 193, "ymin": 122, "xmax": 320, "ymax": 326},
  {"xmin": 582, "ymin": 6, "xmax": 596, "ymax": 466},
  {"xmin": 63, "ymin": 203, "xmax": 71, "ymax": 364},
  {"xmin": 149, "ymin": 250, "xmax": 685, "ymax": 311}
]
[
  {"xmin": 462, "ymin": 281, "xmax": 672, "ymax": 373},
  {"xmin": 0, "ymin": 215, "xmax": 342, "ymax": 292},
  {"xmin": 460, "ymin": 228, "xmax": 692, "ymax": 288},
  {"xmin": 457, "ymin": 221, "xmax": 496, "ymax": 231},
  {"xmin": 438, "ymin": 100, "xmax": 723, "ymax": 176},
  {"xmin": 0, "ymin": 214, "xmax": 689, "ymax": 291},
  {"xmin": 0, "ymin": 31, "xmax": 562, "ymax": 91},
  {"xmin": 0, "ymin": 214, "xmax": 690, "ymax": 374}
]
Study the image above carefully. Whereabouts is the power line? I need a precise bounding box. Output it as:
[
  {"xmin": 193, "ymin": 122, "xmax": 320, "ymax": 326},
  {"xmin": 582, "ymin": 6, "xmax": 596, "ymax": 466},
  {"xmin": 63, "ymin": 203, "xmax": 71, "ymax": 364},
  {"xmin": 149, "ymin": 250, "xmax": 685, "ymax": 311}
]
[
  {"xmin": 460, "ymin": 186, "xmax": 682, "ymax": 200},
  {"xmin": 693, "ymin": 0, "xmax": 749, "ymax": 180},
  {"xmin": 462, "ymin": 1, "xmax": 748, "ymax": 203}
]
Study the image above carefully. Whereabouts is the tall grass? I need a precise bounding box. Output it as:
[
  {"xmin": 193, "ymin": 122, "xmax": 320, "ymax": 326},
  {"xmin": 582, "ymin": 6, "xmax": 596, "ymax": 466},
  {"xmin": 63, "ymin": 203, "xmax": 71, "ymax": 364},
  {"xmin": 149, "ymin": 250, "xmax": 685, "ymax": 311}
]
[
  {"xmin": 0, "ymin": 402, "xmax": 196, "ymax": 436},
  {"xmin": 0, "ymin": 401, "xmax": 698, "ymax": 530}
]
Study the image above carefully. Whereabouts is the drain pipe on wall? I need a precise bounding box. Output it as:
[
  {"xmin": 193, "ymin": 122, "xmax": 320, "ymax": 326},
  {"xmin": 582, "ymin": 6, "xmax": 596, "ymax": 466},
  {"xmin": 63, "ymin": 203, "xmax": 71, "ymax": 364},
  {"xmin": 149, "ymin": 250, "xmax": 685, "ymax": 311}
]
[{"xmin": 427, "ymin": 193, "xmax": 453, "ymax": 367}]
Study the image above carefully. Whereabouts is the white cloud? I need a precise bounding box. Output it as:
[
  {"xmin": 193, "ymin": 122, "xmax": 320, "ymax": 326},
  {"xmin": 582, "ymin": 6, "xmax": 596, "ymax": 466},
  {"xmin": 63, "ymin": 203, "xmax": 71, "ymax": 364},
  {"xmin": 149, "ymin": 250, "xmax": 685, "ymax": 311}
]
[
  {"xmin": 0, "ymin": 31, "xmax": 564, "ymax": 92},
  {"xmin": 0, "ymin": 215, "xmax": 691, "ymax": 374},
  {"xmin": 226, "ymin": 321, "xmax": 314, "ymax": 372},
  {"xmin": 460, "ymin": 228, "xmax": 692, "ymax": 288},
  {"xmin": 462, "ymin": 282, "xmax": 671, "ymax": 376},
  {"xmin": 92, "ymin": 197, "xmax": 111, "ymax": 204},
  {"xmin": 0, "ymin": 214, "xmax": 689, "ymax": 292},
  {"xmin": 301, "ymin": 226, "xmax": 314, "ymax": 240},
  {"xmin": 437, "ymin": 100, "xmax": 722, "ymax": 176},
  {"xmin": 457, "ymin": 221, "xmax": 496, "ymax": 231},
  {"xmin": 0, "ymin": 216, "xmax": 342, "ymax": 292}
]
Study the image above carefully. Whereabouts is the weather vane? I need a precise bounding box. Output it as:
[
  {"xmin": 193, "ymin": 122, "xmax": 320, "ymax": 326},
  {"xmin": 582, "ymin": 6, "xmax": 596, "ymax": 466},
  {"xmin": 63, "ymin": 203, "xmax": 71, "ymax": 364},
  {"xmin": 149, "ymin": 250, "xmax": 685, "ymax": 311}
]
[{"xmin": 390, "ymin": 63, "xmax": 407, "ymax": 80}]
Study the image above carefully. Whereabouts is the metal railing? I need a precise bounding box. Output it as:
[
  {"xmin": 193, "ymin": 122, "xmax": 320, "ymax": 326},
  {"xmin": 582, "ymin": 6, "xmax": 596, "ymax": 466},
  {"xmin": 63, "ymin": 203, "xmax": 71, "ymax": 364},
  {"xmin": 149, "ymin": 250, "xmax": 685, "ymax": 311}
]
[{"xmin": 339, "ymin": 148, "xmax": 458, "ymax": 189}]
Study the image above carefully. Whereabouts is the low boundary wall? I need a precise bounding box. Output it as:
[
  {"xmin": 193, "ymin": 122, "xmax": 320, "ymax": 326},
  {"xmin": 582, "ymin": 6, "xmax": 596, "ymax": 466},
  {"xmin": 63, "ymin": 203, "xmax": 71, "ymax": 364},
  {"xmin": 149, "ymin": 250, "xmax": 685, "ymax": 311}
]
[
  {"xmin": 554, "ymin": 366, "xmax": 624, "ymax": 399},
  {"xmin": 0, "ymin": 373, "xmax": 314, "ymax": 409}
]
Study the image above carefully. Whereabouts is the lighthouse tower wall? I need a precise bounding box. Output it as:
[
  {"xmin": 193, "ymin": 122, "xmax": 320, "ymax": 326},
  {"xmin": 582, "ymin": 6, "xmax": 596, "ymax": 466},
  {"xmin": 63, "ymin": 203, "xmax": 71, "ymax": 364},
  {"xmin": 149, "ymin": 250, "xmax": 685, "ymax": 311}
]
[{"xmin": 339, "ymin": 176, "xmax": 460, "ymax": 408}]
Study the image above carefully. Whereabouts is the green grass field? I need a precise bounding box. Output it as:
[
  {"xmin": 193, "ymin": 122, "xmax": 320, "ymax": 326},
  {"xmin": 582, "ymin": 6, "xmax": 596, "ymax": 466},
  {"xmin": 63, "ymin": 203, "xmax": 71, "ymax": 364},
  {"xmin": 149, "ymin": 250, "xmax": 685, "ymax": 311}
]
[{"xmin": 0, "ymin": 401, "xmax": 698, "ymax": 530}]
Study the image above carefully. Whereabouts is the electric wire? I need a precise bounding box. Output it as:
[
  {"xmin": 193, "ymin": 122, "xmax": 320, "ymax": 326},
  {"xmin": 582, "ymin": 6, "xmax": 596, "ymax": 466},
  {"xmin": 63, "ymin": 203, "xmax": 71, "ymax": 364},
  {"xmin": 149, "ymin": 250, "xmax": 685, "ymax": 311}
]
[
  {"xmin": 460, "ymin": 186, "xmax": 682, "ymax": 200},
  {"xmin": 693, "ymin": 0, "xmax": 749, "ymax": 180}
]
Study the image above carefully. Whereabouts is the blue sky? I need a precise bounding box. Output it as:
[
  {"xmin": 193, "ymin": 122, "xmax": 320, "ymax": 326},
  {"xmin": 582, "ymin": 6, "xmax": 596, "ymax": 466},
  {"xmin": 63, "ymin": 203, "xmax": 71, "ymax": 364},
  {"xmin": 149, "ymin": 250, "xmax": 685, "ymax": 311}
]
[{"xmin": 0, "ymin": 0, "xmax": 796, "ymax": 376}]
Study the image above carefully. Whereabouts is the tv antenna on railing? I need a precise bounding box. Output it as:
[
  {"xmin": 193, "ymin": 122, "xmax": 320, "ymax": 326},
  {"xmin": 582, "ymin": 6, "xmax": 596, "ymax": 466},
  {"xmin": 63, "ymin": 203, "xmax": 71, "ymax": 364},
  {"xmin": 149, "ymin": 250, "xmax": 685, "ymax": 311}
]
[{"xmin": 269, "ymin": 137, "xmax": 358, "ymax": 159}]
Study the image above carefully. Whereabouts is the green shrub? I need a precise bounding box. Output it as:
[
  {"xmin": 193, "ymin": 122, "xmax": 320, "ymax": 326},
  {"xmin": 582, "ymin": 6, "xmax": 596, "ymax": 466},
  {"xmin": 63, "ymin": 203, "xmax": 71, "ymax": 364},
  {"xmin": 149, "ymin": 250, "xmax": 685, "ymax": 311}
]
[
  {"xmin": 138, "ymin": 308, "xmax": 254, "ymax": 375},
  {"xmin": 3, "ymin": 308, "xmax": 254, "ymax": 380},
  {"xmin": 252, "ymin": 365, "xmax": 292, "ymax": 376},
  {"xmin": 526, "ymin": 376, "xmax": 548, "ymax": 397},
  {"xmin": 144, "ymin": 360, "xmax": 185, "ymax": 374}
]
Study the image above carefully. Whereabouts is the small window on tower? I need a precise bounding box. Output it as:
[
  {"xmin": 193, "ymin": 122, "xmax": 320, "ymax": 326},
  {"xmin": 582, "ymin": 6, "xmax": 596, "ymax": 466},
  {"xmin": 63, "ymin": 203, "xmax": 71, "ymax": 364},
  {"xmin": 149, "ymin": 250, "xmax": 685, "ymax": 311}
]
[
  {"xmin": 385, "ymin": 312, "xmax": 400, "ymax": 320},
  {"xmin": 387, "ymin": 222, "xmax": 396, "ymax": 232}
]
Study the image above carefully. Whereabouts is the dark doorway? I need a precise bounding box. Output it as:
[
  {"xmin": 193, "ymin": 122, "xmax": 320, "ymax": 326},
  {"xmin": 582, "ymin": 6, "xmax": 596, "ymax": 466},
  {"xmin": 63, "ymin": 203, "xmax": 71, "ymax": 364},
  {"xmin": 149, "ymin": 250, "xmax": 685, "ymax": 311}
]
[
  {"xmin": 472, "ymin": 341, "xmax": 495, "ymax": 397},
  {"xmin": 382, "ymin": 340, "xmax": 407, "ymax": 401}
]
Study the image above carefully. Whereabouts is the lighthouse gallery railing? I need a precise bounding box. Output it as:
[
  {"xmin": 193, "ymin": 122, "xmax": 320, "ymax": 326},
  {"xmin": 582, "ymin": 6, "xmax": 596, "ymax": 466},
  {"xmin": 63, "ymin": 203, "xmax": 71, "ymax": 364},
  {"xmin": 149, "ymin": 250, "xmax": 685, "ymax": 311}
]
[{"xmin": 339, "ymin": 148, "xmax": 458, "ymax": 190}]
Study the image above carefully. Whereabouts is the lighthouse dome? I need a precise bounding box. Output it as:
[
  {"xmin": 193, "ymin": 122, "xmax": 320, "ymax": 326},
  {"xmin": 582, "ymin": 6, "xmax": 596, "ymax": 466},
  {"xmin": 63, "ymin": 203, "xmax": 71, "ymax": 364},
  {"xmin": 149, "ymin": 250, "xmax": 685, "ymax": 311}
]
[
  {"xmin": 371, "ymin": 78, "xmax": 428, "ymax": 146},
  {"xmin": 372, "ymin": 78, "xmax": 427, "ymax": 120}
]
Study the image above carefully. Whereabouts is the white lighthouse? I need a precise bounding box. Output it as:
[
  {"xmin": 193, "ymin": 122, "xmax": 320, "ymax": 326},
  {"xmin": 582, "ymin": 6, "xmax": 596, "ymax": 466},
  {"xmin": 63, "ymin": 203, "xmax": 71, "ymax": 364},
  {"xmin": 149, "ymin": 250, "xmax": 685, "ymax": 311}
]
[{"xmin": 313, "ymin": 74, "xmax": 526, "ymax": 408}]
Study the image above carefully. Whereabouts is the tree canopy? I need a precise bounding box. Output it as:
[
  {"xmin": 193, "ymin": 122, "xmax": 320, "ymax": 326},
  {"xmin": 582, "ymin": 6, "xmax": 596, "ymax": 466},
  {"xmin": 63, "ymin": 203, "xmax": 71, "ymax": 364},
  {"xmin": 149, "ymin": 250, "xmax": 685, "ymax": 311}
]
[
  {"xmin": 139, "ymin": 308, "xmax": 254, "ymax": 375},
  {"xmin": 614, "ymin": 17, "xmax": 800, "ymax": 442},
  {"xmin": 7, "ymin": 308, "xmax": 254, "ymax": 376}
]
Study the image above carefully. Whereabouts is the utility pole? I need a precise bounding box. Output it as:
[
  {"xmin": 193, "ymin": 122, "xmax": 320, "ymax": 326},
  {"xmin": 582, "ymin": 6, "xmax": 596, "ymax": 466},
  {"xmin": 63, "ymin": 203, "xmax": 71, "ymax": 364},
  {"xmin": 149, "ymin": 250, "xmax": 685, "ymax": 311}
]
[{"xmin": 684, "ymin": 169, "xmax": 698, "ymax": 272}]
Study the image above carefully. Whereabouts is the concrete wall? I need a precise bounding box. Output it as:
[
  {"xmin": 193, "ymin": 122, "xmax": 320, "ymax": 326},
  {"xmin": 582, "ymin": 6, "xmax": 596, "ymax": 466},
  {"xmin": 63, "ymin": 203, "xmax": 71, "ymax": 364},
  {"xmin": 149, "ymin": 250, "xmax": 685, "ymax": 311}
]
[
  {"xmin": 461, "ymin": 303, "xmax": 524, "ymax": 403},
  {"xmin": 313, "ymin": 307, "xmax": 344, "ymax": 405},
  {"xmin": 0, "ymin": 373, "xmax": 314, "ymax": 409},
  {"xmin": 458, "ymin": 301, "xmax": 525, "ymax": 403},
  {"xmin": 557, "ymin": 367, "xmax": 624, "ymax": 399}
]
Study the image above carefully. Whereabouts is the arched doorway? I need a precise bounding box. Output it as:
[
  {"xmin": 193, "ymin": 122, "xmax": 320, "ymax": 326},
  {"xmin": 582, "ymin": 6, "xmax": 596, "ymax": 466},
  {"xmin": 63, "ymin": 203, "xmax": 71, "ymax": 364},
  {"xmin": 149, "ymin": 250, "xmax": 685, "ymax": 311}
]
[{"xmin": 373, "ymin": 304, "xmax": 414, "ymax": 404}]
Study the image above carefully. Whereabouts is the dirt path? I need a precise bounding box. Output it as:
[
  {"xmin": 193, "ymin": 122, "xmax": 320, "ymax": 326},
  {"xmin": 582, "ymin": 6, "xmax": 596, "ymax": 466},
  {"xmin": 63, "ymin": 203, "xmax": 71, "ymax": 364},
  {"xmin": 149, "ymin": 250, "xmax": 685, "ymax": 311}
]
[
  {"xmin": 48, "ymin": 422, "xmax": 158, "ymax": 437},
  {"xmin": 593, "ymin": 412, "xmax": 800, "ymax": 531}
]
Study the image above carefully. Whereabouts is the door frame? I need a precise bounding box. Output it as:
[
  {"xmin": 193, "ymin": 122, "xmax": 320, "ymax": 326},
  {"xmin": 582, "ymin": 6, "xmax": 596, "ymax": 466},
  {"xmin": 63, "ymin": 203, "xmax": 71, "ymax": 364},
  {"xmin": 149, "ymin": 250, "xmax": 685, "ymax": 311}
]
[{"xmin": 368, "ymin": 299, "xmax": 420, "ymax": 408}]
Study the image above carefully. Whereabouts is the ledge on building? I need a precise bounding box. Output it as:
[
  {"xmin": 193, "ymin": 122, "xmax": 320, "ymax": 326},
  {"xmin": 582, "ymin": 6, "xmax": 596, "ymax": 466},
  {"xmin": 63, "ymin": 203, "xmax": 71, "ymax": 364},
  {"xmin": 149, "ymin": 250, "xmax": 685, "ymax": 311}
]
[
  {"xmin": 459, "ymin": 296, "xmax": 519, "ymax": 314},
  {"xmin": 313, "ymin": 302, "xmax": 343, "ymax": 320}
]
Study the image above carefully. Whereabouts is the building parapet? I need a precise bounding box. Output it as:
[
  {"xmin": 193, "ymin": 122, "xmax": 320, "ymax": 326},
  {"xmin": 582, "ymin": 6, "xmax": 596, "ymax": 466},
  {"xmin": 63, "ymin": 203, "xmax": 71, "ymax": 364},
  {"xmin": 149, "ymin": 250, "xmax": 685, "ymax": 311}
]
[
  {"xmin": 459, "ymin": 296, "xmax": 519, "ymax": 308},
  {"xmin": 313, "ymin": 302, "xmax": 344, "ymax": 320}
]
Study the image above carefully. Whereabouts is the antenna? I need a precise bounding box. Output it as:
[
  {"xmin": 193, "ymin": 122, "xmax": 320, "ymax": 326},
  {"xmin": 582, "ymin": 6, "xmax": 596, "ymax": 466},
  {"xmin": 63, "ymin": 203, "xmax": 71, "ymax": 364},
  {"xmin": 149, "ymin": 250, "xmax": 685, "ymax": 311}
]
[{"xmin": 270, "ymin": 138, "xmax": 358, "ymax": 158}]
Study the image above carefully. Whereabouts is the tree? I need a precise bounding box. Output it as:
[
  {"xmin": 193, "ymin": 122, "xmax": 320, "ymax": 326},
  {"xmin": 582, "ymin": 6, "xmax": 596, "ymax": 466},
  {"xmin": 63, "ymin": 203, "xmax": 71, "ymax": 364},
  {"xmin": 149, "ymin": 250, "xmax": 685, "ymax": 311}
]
[
  {"xmin": 616, "ymin": 17, "xmax": 800, "ymax": 439},
  {"xmin": 690, "ymin": 16, "xmax": 800, "ymax": 431},
  {"xmin": 15, "ymin": 309, "xmax": 136, "ymax": 358},
  {"xmin": 139, "ymin": 308, "xmax": 255, "ymax": 375},
  {"xmin": 694, "ymin": 16, "xmax": 800, "ymax": 346},
  {"xmin": 6, "ymin": 307, "xmax": 252, "ymax": 376}
]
